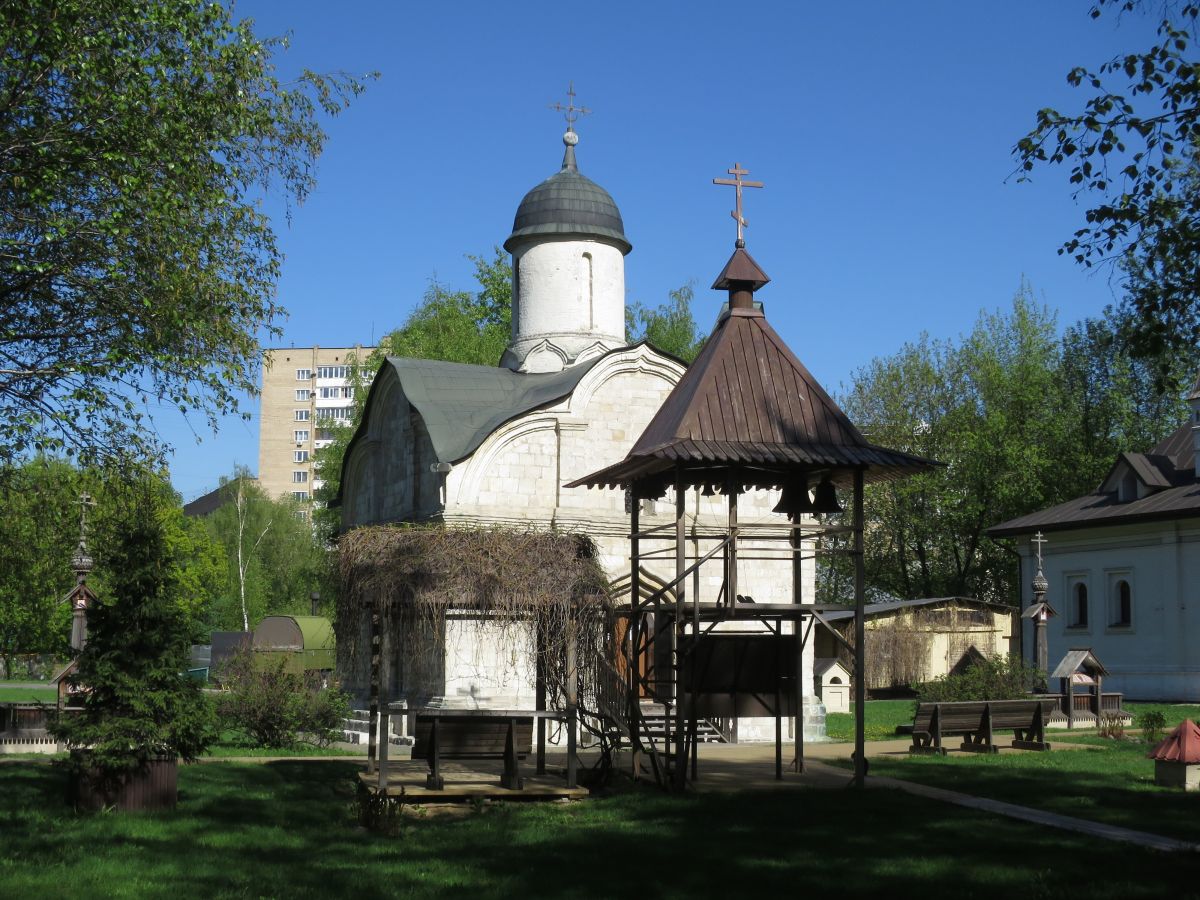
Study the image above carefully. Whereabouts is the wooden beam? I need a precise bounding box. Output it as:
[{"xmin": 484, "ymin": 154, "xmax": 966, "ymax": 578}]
[
  {"xmin": 366, "ymin": 603, "xmax": 381, "ymax": 776},
  {"xmin": 792, "ymin": 526, "xmax": 805, "ymax": 774},
  {"xmin": 673, "ymin": 467, "xmax": 687, "ymax": 791},
  {"xmin": 853, "ymin": 468, "xmax": 866, "ymax": 789},
  {"xmin": 629, "ymin": 500, "xmax": 642, "ymax": 780},
  {"xmin": 377, "ymin": 623, "xmax": 391, "ymax": 793}
]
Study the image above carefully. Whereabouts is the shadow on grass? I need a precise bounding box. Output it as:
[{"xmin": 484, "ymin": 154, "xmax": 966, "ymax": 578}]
[
  {"xmin": 860, "ymin": 742, "xmax": 1200, "ymax": 845},
  {"xmin": 1, "ymin": 760, "xmax": 1197, "ymax": 898}
]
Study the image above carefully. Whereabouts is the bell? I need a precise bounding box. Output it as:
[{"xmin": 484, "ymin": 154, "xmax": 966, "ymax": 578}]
[
  {"xmin": 812, "ymin": 476, "xmax": 842, "ymax": 514},
  {"xmin": 772, "ymin": 477, "xmax": 816, "ymax": 520},
  {"xmin": 639, "ymin": 479, "xmax": 668, "ymax": 501},
  {"xmin": 701, "ymin": 483, "xmax": 717, "ymax": 497}
]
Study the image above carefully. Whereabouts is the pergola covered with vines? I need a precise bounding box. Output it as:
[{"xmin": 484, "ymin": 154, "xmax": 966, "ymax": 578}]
[{"xmin": 338, "ymin": 525, "xmax": 618, "ymax": 784}]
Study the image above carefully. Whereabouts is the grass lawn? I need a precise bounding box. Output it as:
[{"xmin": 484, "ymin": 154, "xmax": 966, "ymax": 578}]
[
  {"xmin": 0, "ymin": 761, "xmax": 1198, "ymax": 898},
  {"xmin": 0, "ymin": 685, "xmax": 56, "ymax": 703},
  {"xmin": 204, "ymin": 740, "xmax": 361, "ymax": 758},
  {"xmin": 825, "ymin": 699, "xmax": 913, "ymax": 742},
  {"xmin": 844, "ymin": 739, "xmax": 1200, "ymax": 845},
  {"xmin": 1125, "ymin": 701, "xmax": 1200, "ymax": 731}
]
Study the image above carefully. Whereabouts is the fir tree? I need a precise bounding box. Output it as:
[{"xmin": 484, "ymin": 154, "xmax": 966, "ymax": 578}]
[{"xmin": 53, "ymin": 479, "xmax": 215, "ymax": 777}]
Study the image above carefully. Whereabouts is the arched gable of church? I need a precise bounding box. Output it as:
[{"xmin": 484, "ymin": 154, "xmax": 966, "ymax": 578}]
[
  {"xmin": 444, "ymin": 344, "xmax": 685, "ymax": 522},
  {"xmin": 341, "ymin": 367, "xmax": 439, "ymax": 528}
]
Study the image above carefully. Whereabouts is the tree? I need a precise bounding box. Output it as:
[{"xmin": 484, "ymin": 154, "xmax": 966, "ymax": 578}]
[
  {"xmin": 375, "ymin": 248, "xmax": 513, "ymax": 367},
  {"xmin": 1015, "ymin": 1, "xmax": 1200, "ymax": 375},
  {"xmin": 203, "ymin": 472, "xmax": 332, "ymax": 631},
  {"xmin": 825, "ymin": 287, "xmax": 1196, "ymax": 607},
  {"xmin": 0, "ymin": 459, "xmax": 77, "ymax": 677},
  {"xmin": 0, "ymin": 1, "xmax": 373, "ymax": 464},
  {"xmin": 626, "ymin": 282, "xmax": 706, "ymax": 363},
  {"xmin": 1056, "ymin": 303, "xmax": 1199, "ymax": 490},
  {"xmin": 52, "ymin": 476, "xmax": 216, "ymax": 779}
]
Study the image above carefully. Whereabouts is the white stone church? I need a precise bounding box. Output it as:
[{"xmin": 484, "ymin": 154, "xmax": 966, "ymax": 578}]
[{"xmin": 336, "ymin": 127, "xmax": 812, "ymax": 741}]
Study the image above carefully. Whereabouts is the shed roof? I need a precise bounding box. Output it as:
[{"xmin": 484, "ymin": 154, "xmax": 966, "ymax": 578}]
[
  {"xmin": 1050, "ymin": 648, "xmax": 1107, "ymax": 679},
  {"xmin": 253, "ymin": 616, "xmax": 334, "ymax": 652},
  {"xmin": 989, "ymin": 424, "xmax": 1200, "ymax": 537},
  {"xmin": 1149, "ymin": 719, "xmax": 1200, "ymax": 763},
  {"xmin": 568, "ymin": 267, "xmax": 938, "ymax": 491},
  {"xmin": 814, "ymin": 658, "xmax": 850, "ymax": 678},
  {"xmin": 818, "ymin": 596, "xmax": 1012, "ymax": 623}
]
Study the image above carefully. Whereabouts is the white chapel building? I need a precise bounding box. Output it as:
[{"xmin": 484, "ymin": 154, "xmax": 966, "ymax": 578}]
[
  {"xmin": 989, "ymin": 376, "xmax": 1200, "ymax": 701},
  {"xmin": 335, "ymin": 127, "xmax": 814, "ymax": 741}
]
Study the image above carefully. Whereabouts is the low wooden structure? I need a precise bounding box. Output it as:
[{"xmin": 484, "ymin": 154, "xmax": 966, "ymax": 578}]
[
  {"xmin": 910, "ymin": 699, "xmax": 1053, "ymax": 754},
  {"xmin": 69, "ymin": 755, "xmax": 178, "ymax": 812},
  {"xmin": 411, "ymin": 708, "xmax": 563, "ymax": 791}
]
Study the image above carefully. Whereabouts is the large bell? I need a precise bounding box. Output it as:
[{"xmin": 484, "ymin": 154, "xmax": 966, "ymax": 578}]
[
  {"xmin": 772, "ymin": 476, "xmax": 816, "ymax": 520},
  {"xmin": 812, "ymin": 476, "xmax": 842, "ymax": 514}
]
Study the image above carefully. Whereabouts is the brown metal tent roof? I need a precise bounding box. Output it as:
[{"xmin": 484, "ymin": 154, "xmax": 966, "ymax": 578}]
[{"xmin": 568, "ymin": 258, "xmax": 937, "ymax": 491}]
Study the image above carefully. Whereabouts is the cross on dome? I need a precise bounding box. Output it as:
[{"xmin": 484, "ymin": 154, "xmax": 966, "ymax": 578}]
[
  {"xmin": 713, "ymin": 162, "xmax": 763, "ymax": 247},
  {"xmin": 549, "ymin": 81, "xmax": 591, "ymax": 142}
]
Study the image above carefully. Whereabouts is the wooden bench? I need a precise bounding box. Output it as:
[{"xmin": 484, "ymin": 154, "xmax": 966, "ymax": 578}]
[
  {"xmin": 910, "ymin": 699, "xmax": 1052, "ymax": 755},
  {"xmin": 411, "ymin": 709, "xmax": 543, "ymax": 790}
]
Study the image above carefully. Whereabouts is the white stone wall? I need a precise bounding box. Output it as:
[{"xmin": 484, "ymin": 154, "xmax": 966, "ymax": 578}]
[
  {"xmin": 1019, "ymin": 520, "xmax": 1200, "ymax": 700},
  {"xmin": 443, "ymin": 619, "xmax": 536, "ymax": 708},
  {"xmin": 507, "ymin": 238, "xmax": 625, "ymax": 370}
]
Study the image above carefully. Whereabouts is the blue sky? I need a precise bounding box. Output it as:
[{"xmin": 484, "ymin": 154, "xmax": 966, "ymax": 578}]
[{"xmin": 160, "ymin": 1, "xmax": 1161, "ymax": 500}]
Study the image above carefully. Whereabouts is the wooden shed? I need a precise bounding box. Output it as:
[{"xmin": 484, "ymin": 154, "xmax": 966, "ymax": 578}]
[{"xmin": 813, "ymin": 597, "xmax": 1017, "ymax": 693}]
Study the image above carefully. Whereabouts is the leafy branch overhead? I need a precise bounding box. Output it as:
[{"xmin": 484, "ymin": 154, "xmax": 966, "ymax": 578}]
[
  {"xmin": 1015, "ymin": 1, "xmax": 1200, "ymax": 367},
  {"xmin": 0, "ymin": 0, "xmax": 375, "ymax": 464}
]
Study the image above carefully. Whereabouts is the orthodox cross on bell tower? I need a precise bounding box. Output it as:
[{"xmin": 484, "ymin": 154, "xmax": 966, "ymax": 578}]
[
  {"xmin": 549, "ymin": 81, "xmax": 591, "ymax": 136},
  {"xmin": 713, "ymin": 163, "xmax": 763, "ymax": 248}
]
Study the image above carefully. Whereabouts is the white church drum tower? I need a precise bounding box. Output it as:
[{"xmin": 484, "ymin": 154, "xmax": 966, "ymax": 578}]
[{"xmin": 500, "ymin": 126, "xmax": 631, "ymax": 373}]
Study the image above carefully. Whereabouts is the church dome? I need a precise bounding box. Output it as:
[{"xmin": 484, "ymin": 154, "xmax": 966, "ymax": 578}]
[{"xmin": 504, "ymin": 133, "xmax": 631, "ymax": 255}]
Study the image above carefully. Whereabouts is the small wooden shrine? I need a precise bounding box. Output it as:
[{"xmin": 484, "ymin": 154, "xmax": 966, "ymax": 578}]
[{"xmin": 1049, "ymin": 648, "xmax": 1129, "ymax": 728}]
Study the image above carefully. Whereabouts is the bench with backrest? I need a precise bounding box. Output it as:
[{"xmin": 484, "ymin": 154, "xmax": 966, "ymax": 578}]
[
  {"xmin": 411, "ymin": 709, "xmax": 536, "ymax": 790},
  {"xmin": 910, "ymin": 699, "xmax": 1052, "ymax": 755}
]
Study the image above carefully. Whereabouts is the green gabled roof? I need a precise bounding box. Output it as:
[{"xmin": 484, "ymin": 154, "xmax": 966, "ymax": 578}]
[
  {"xmin": 334, "ymin": 354, "xmax": 609, "ymax": 509},
  {"xmin": 383, "ymin": 355, "xmax": 602, "ymax": 463}
]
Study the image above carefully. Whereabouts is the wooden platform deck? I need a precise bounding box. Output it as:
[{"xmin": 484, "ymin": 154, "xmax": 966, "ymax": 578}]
[{"xmin": 358, "ymin": 758, "xmax": 590, "ymax": 802}]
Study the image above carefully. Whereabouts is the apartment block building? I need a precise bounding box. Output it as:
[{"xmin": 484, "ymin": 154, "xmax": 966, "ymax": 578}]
[{"xmin": 257, "ymin": 346, "xmax": 373, "ymax": 502}]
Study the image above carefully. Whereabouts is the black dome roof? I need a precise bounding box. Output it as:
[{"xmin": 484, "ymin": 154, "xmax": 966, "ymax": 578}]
[{"xmin": 504, "ymin": 140, "xmax": 631, "ymax": 255}]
